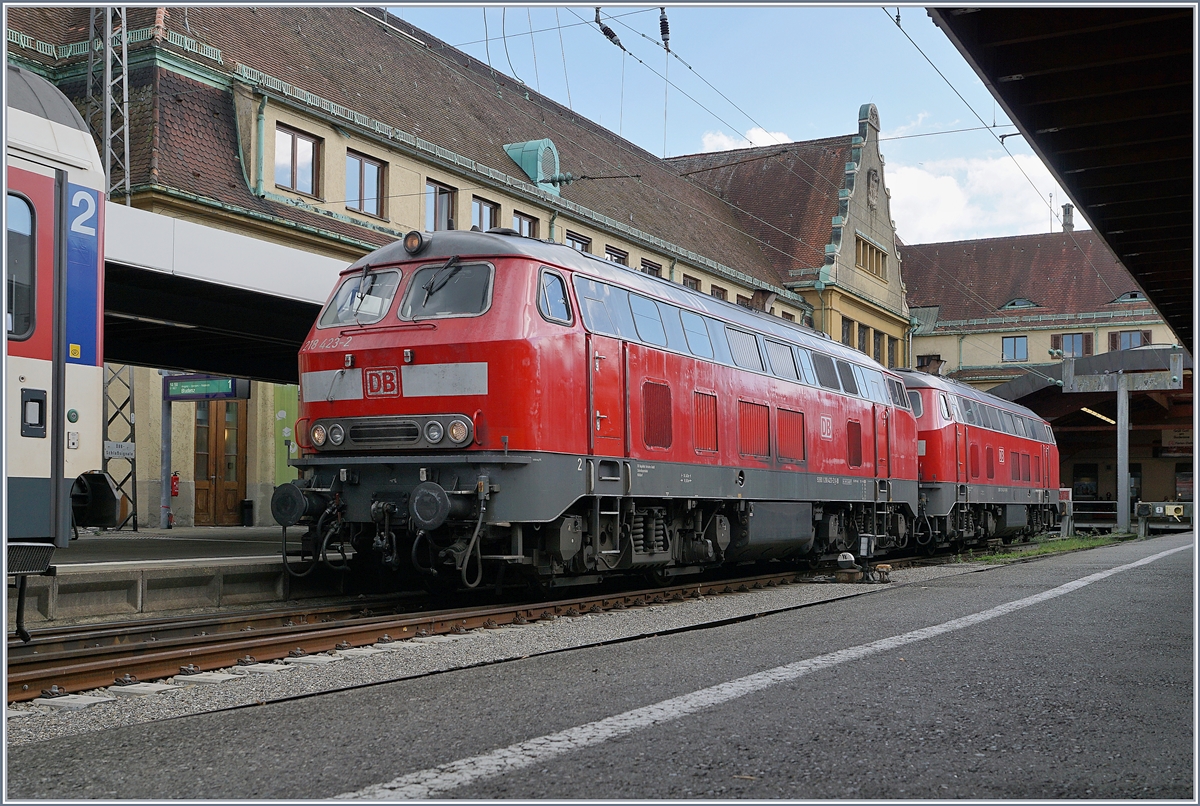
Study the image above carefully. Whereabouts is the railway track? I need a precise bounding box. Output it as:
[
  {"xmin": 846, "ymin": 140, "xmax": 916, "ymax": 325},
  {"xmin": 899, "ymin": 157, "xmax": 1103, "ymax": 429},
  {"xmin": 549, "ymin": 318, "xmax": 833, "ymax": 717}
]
[{"xmin": 8, "ymin": 560, "xmax": 929, "ymax": 703}]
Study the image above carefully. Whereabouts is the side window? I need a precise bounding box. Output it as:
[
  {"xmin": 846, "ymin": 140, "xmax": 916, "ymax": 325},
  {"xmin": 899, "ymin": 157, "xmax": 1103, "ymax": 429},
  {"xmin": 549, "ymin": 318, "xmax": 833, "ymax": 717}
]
[
  {"xmin": 6, "ymin": 194, "xmax": 35, "ymax": 339},
  {"xmin": 572, "ymin": 277, "xmax": 636, "ymax": 339},
  {"xmin": 811, "ymin": 352, "xmax": 841, "ymax": 391},
  {"xmin": 765, "ymin": 340, "xmax": 798, "ymax": 380},
  {"xmin": 907, "ymin": 391, "xmax": 924, "ymax": 419},
  {"xmin": 629, "ymin": 294, "xmax": 667, "ymax": 346},
  {"xmin": 940, "ymin": 394, "xmax": 953, "ymax": 422},
  {"xmin": 726, "ymin": 327, "xmax": 764, "ymax": 371},
  {"xmin": 680, "ymin": 310, "xmax": 714, "ymax": 358},
  {"xmin": 1013, "ymin": 416, "xmax": 1028, "ymax": 438},
  {"xmin": 794, "ymin": 348, "xmax": 816, "ymax": 386},
  {"xmin": 1001, "ymin": 411, "xmax": 1017, "ymax": 435},
  {"xmin": 537, "ymin": 270, "xmax": 572, "ymax": 324},
  {"xmin": 836, "ymin": 361, "xmax": 859, "ymax": 396}
]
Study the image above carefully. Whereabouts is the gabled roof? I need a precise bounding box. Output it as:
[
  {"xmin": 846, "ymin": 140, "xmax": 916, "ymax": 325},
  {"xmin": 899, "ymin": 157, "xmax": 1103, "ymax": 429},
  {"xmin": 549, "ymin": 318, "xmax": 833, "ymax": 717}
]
[
  {"xmin": 666, "ymin": 137, "xmax": 849, "ymax": 278},
  {"xmin": 902, "ymin": 231, "xmax": 1160, "ymax": 330},
  {"xmin": 8, "ymin": 6, "xmax": 819, "ymax": 293}
]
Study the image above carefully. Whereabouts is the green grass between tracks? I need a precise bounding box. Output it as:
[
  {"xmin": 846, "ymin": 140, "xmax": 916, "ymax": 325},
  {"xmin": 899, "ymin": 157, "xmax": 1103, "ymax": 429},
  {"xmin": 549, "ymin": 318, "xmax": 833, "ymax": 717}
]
[{"xmin": 969, "ymin": 534, "xmax": 1133, "ymax": 563}]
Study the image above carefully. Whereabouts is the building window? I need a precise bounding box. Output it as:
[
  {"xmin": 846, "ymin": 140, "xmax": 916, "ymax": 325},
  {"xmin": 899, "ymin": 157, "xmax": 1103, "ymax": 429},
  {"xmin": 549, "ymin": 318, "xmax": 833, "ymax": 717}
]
[
  {"xmin": 640, "ymin": 259, "xmax": 662, "ymax": 278},
  {"xmin": 425, "ymin": 181, "xmax": 456, "ymax": 231},
  {"xmin": 736, "ymin": 294, "xmax": 752, "ymax": 309},
  {"xmin": 855, "ymin": 236, "xmax": 887, "ymax": 280},
  {"xmin": 873, "ymin": 331, "xmax": 884, "ymax": 363},
  {"xmin": 1002, "ymin": 335, "xmax": 1028, "ymax": 362},
  {"xmin": 513, "ymin": 212, "xmax": 539, "ymax": 238},
  {"xmin": 566, "ymin": 231, "xmax": 591, "ymax": 252},
  {"xmin": 275, "ymin": 125, "xmax": 320, "ymax": 196},
  {"xmin": 345, "ymin": 151, "xmax": 383, "ymax": 217},
  {"xmin": 1053, "ymin": 332, "xmax": 1092, "ymax": 357},
  {"xmin": 709, "ymin": 284, "xmax": 727, "ymax": 301},
  {"xmin": 887, "ymin": 337, "xmax": 897, "ymax": 368},
  {"xmin": 858, "ymin": 325, "xmax": 870, "ymax": 354},
  {"xmin": 1110, "ymin": 330, "xmax": 1152, "ymax": 351},
  {"xmin": 1003, "ymin": 298, "xmax": 1037, "ymax": 310},
  {"xmin": 604, "ymin": 246, "xmax": 628, "ymax": 266},
  {"xmin": 682, "ymin": 274, "xmax": 701, "ymax": 291},
  {"xmin": 472, "ymin": 197, "xmax": 499, "ymax": 231},
  {"xmin": 841, "ymin": 317, "xmax": 855, "ymax": 347},
  {"xmin": 781, "ymin": 311, "xmax": 795, "ymax": 322},
  {"xmin": 1113, "ymin": 291, "xmax": 1144, "ymax": 303}
]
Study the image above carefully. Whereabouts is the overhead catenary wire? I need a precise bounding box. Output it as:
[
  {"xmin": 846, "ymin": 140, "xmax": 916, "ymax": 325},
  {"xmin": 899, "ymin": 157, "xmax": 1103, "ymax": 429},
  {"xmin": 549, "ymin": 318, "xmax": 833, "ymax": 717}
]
[
  {"xmin": 554, "ymin": 8, "xmax": 573, "ymax": 110},
  {"xmin": 526, "ymin": 8, "xmax": 541, "ymax": 93}
]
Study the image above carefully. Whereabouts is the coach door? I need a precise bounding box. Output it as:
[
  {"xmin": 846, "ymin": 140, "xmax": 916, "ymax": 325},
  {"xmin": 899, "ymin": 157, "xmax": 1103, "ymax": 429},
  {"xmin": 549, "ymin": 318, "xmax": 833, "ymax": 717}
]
[
  {"xmin": 874, "ymin": 404, "xmax": 889, "ymax": 478},
  {"xmin": 193, "ymin": 400, "xmax": 248, "ymax": 525},
  {"xmin": 588, "ymin": 334, "xmax": 625, "ymax": 457}
]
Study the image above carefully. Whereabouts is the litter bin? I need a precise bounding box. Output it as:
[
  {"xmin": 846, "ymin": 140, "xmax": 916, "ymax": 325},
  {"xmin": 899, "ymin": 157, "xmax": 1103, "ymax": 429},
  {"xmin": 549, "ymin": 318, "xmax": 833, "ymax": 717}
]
[{"xmin": 241, "ymin": 499, "xmax": 254, "ymax": 527}]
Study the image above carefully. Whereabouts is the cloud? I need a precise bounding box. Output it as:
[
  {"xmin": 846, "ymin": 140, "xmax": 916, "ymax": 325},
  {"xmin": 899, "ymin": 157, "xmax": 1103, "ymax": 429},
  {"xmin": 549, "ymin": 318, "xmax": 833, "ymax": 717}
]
[
  {"xmin": 700, "ymin": 126, "xmax": 791, "ymax": 152},
  {"xmin": 887, "ymin": 153, "xmax": 1089, "ymax": 243},
  {"xmin": 879, "ymin": 112, "xmax": 930, "ymax": 141}
]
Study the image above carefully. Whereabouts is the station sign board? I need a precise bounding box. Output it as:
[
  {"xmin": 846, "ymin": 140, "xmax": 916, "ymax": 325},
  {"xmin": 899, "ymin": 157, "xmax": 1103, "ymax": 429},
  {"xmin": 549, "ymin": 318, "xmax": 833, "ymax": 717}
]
[{"xmin": 162, "ymin": 374, "xmax": 251, "ymax": 402}]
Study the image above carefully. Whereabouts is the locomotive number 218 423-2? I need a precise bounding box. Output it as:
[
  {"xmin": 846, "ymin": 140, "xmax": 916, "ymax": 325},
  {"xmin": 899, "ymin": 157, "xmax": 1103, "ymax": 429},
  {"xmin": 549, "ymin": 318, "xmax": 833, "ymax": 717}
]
[{"xmin": 304, "ymin": 335, "xmax": 354, "ymax": 351}]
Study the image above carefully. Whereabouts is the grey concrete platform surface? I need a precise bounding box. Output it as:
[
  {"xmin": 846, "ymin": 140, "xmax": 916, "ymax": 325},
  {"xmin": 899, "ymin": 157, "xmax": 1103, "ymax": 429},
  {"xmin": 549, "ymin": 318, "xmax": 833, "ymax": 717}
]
[{"xmin": 7, "ymin": 526, "xmax": 347, "ymax": 628}]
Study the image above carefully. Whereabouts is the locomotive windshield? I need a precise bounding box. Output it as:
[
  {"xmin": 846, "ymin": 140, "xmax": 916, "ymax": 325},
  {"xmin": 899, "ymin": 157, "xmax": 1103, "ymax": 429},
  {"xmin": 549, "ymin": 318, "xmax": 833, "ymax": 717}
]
[
  {"xmin": 399, "ymin": 261, "xmax": 493, "ymax": 320},
  {"xmin": 318, "ymin": 269, "xmax": 401, "ymax": 327}
]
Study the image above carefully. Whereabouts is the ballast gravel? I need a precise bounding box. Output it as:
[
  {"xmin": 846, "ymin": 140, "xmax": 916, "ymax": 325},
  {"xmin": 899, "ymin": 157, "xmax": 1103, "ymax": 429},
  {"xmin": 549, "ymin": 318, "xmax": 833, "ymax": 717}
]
[{"xmin": 6, "ymin": 562, "xmax": 988, "ymax": 747}]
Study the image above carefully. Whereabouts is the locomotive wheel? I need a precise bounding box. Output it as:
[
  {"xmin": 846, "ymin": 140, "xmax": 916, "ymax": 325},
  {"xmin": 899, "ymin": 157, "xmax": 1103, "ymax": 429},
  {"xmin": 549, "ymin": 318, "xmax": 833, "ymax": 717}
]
[{"xmin": 645, "ymin": 568, "xmax": 673, "ymax": 587}]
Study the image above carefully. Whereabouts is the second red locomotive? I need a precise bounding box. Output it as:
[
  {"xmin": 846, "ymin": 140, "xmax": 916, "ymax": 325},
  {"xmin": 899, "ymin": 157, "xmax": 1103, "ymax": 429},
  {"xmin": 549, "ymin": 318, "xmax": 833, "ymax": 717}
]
[{"xmin": 272, "ymin": 228, "xmax": 926, "ymax": 589}]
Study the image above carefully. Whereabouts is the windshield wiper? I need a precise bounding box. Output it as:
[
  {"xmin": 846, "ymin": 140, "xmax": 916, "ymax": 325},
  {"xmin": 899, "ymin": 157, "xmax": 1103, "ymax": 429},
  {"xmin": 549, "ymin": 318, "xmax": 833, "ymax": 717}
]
[{"xmin": 422, "ymin": 255, "xmax": 461, "ymax": 307}]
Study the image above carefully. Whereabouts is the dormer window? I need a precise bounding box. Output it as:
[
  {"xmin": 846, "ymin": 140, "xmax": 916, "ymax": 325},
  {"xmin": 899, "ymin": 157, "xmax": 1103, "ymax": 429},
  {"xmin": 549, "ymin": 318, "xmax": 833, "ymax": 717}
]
[
  {"xmin": 1113, "ymin": 291, "xmax": 1144, "ymax": 303},
  {"xmin": 1002, "ymin": 298, "xmax": 1037, "ymax": 310}
]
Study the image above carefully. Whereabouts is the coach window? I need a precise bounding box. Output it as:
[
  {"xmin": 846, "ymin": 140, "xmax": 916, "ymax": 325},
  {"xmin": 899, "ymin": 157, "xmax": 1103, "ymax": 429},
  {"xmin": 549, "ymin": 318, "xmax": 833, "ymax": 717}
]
[
  {"xmin": 6, "ymin": 194, "xmax": 34, "ymax": 339},
  {"xmin": 629, "ymin": 294, "xmax": 667, "ymax": 346},
  {"xmin": 346, "ymin": 151, "xmax": 384, "ymax": 217},
  {"xmin": 679, "ymin": 310, "xmax": 714, "ymax": 359},
  {"xmin": 811, "ymin": 352, "xmax": 841, "ymax": 391},
  {"xmin": 836, "ymin": 361, "xmax": 859, "ymax": 396},
  {"xmin": 426, "ymin": 181, "xmax": 456, "ymax": 231},
  {"xmin": 275, "ymin": 125, "xmax": 320, "ymax": 196},
  {"xmin": 907, "ymin": 391, "xmax": 924, "ymax": 419},
  {"xmin": 765, "ymin": 340, "xmax": 798, "ymax": 381},
  {"xmin": 537, "ymin": 270, "xmax": 572, "ymax": 324},
  {"xmin": 726, "ymin": 327, "xmax": 764, "ymax": 371}
]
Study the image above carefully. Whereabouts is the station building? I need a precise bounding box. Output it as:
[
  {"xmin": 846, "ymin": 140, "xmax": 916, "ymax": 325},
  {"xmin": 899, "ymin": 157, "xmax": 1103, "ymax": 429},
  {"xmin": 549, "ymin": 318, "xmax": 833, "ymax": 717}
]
[{"xmin": 7, "ymin": 6, "xmax": 913, "ymax": 527}]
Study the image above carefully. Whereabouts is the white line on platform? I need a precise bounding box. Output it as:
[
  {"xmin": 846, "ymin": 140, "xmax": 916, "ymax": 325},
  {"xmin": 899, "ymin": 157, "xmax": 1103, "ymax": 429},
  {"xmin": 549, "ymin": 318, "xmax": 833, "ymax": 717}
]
[{"xmin": 336, "ymin": 542, "xmax": 1193, "ymax": 801}]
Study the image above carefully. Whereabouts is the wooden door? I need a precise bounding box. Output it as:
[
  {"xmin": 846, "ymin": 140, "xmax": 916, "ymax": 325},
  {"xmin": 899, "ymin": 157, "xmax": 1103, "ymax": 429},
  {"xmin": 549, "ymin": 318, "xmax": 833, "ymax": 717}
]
[{"xmin": 193, "ymin": 400, "xmax": 247, "ymax": 526}]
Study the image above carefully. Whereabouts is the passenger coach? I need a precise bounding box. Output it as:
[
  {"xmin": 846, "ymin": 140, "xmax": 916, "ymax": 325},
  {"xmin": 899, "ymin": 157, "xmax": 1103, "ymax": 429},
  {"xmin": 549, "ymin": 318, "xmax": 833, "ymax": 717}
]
[{"xmin": 274, "ymin": 228, "xmax": 920, "ymax": 590}]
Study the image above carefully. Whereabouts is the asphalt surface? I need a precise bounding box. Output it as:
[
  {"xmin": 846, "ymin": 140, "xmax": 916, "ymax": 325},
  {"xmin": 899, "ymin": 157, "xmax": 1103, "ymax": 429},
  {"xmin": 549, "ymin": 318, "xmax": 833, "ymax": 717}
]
[{"xmin": 7, "ymin": 533, "xmax": 1193, "ymax": 800}]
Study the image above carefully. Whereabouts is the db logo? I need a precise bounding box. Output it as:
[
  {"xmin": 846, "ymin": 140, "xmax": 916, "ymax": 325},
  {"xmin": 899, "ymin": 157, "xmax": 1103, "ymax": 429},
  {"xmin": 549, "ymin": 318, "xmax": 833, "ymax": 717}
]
[
  {"xmin": 820, "ymin": 415, "xmax": 833, "ymax": 440},
  {"xmin": 365, "ymin": 367, "xmax": 400, "ymax": 397}
]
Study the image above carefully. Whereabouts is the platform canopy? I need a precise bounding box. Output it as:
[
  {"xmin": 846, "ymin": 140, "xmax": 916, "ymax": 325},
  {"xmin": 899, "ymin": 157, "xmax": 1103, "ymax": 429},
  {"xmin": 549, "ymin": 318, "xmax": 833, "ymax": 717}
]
[{"xmin": 929, "ymin": 7, "xmax": 1194, "ymax": 352}]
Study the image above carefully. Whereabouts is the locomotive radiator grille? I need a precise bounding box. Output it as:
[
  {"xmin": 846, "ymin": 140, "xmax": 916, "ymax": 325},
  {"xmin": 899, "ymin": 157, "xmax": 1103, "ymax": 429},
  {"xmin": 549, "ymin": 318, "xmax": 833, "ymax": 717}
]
[{"xmin": 348, "ymin": 420, "xmax": 421, "ymax": 445}]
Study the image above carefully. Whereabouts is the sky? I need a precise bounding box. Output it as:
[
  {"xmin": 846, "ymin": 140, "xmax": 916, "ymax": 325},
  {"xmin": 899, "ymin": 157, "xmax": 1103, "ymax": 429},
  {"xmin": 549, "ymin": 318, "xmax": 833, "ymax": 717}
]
[{"xmin": 389, "ymin": 4, "xmax": 1086, "ymax": 245}]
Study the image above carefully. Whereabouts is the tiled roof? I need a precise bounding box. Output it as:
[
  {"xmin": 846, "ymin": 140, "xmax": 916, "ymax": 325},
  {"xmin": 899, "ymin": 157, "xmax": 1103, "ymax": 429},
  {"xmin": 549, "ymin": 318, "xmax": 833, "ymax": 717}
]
[
  {"xmin": 901, "ymin": 231, "xmax": 1158, "ymax": 327},
  {"xmin": 666, "ymin": 137, "xmax": 849, "ymax": 278},
  {"xmin": 8, "ymin": 7, "xmax": 842, "ymax": 291}
]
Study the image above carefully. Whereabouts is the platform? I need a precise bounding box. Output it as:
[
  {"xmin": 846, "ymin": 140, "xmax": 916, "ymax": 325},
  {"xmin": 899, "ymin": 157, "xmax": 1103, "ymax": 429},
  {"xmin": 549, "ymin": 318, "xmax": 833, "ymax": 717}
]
[{"xmin": 7, "ymin": 526, "xmax": 348, "ymax": 629}]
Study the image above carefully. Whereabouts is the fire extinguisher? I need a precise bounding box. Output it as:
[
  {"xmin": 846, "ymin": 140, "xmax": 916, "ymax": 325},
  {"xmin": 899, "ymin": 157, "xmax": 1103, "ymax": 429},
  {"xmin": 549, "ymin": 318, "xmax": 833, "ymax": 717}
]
[{"xmin": 171, "ymin": 471, "xmax": 180, "ymax": 497}]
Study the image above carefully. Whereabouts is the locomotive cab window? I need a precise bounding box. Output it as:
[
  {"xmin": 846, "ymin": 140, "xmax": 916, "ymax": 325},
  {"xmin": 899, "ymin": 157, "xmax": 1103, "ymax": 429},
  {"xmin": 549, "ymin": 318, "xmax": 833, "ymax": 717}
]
[
  {"xmin": 6, "ymin": 193, "xmax": 34, "ymax": 339},
  {"xmin": 400, "ymin": 261, "xmax": 493, "ymax": 320},
  {"xmin": 318, "ymin": 269, "xmax": 401, "ymax": 328},
  {"xmin": 537, "ymin": 269, "xmax": 572, "ymax": 324},
  {"xmin": 907, "ymin": 391, "xmax": 924, "ymax": 419}
]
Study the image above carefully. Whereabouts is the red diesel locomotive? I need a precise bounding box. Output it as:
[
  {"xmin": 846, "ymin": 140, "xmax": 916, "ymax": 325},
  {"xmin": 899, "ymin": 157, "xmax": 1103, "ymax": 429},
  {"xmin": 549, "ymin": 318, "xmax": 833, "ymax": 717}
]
[
  {"xmin": 898, "ymin": 369, "xmax": 1060, "ymax": 549},
  {"xmin": 272, "ymin": 228, "xmax": 926, "ymax": 589}
]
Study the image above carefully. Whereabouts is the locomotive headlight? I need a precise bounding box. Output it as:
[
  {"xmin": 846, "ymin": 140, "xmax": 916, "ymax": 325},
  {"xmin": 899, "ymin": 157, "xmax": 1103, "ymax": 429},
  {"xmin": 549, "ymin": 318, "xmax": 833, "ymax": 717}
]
[
  {"xmin": 447, "ymin": 419, "xmax": 470, "ymax": 444},
  {"xmin": 403, "ymin": 230, "xmax": 426, "ymax": 254},
  {"xmin": 424, "ymin": 420, "xmax": 444, "ymax": 444},
  {"xmin": 311, "ymin": 423, "xmax": 328, "ymax": 447},
  {"xmin": 328, "ymin": 423, "xmax": 345, "ymax": 446}
]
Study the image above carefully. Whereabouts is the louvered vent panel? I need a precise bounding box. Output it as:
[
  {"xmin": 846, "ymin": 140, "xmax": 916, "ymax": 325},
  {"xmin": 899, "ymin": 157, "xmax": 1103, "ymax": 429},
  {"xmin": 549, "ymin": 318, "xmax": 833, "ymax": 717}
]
[
  {"xmin": 642, "ymin": 382, "xmax": 673, "ymax": 448},
  {"xmin": 694, "ymin": 392, "xmax": 718, "ymax": 452},
  {"xmin": 778, "ymin": 409, "xmax": 805, "ymax": 462},
  {"xmin": 738, "ymin": 401, "xmax": 770, "ymax": 458}
]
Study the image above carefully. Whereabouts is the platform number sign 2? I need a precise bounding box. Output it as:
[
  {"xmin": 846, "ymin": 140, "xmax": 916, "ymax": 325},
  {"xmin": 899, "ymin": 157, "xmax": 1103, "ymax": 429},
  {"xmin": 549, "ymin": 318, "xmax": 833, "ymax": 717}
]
[{"xmin": 65, "ymin": 184, "xmax": 101, "ymax": 366}]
